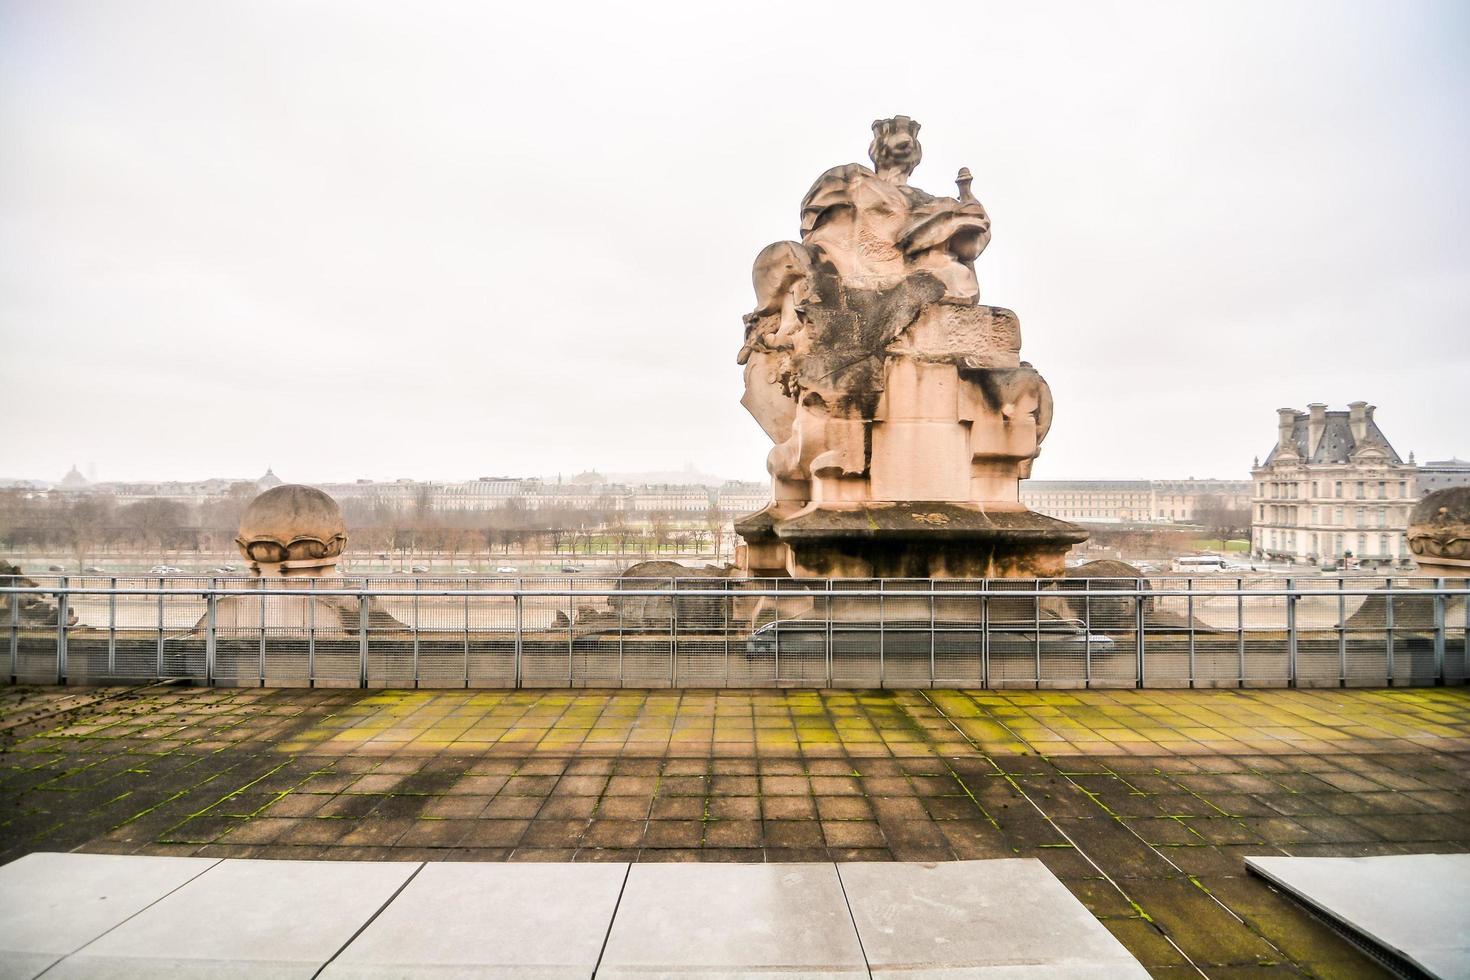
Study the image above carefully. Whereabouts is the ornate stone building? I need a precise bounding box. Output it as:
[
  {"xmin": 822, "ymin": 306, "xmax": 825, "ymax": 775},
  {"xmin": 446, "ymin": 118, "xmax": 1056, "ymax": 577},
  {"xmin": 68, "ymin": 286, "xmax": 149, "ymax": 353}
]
[
  {"xmin": 1021, "ymin": 479, "xmax": 1250, "ymax": 525},
  {"xmin": 1250, "ymin": 402, "xmax": 1417, "ymax": 566}
]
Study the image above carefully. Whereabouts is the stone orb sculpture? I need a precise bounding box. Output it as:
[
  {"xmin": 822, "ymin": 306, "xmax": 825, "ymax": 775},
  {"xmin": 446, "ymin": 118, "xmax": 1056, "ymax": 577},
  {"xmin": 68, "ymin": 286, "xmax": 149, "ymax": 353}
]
[
  {"xmin": 1407, "ymin": 487, "xmax": 1470, "ymax": 578},
  {"xmin": 235, "ymin": 484, "xmax": 348, "ymax": 576}
]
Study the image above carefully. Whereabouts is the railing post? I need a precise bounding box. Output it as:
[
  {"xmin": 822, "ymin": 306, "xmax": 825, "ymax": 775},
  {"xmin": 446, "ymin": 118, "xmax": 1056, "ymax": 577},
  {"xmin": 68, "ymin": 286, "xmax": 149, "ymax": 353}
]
[
  {"xmin": 462, "ymin": 582, "xmax": 470, "ymax": 689},
  {"xmin": 980, "ymin": 583, "xmax": 990, "ymax": 689},
  {"xmin": 257, "ymin": 580, "xmax": 266, "ymax": 687},
  {"xmin": 1236, "ymin": 577, "xmax": 1245, "ymax": 688},
  {"xmin": 617, "ymin": 582, "xmax": 625, "ymax": 687},
  {"xmin": 929, "ymin": 583, "xmax": 936, "ymax": 689},
  {"xmin": 358, "ymin": 592, "xmax": 369, "ymax": 689},
  {"xmin": 1433, "ymin": 577, "xmax": 1446, "ymax": 685},
  {"xmin": 1186, "ymin": 577, "xmax": 1195, "ymax": 687},
  {"xmin": 1385, "ymin": 579, "xmax": 1395, "ymax": 684},
  {"xmin": 308, "ymin": 578, "xmax": 317, "ymax": 687},
  {"xmin": 1135, "ymin": 585, "xmax": 1145, "ymax": 688},
  {"xmin": 825, "ymin": 582, "xmax": 833, "ymax": 688},
  {"xmin": 1032, "ymin": 587, "xmax": 1042, "ymax": 689},
  {"xmin": 8, "ymin": 571, "xmax": 18, "ymax": 683},
  {"xmin": 107, "ymin": 576, "xmax": 117, "ymax": 677},
  {"xmin": 878, "ymin": 585, "xmax": 885, "ymax": 690},
  {"xmin": 1337, "ymin": 577, "xmax": 1347, "ymax": 686},
  {"xmin": 155, "ymin": 580, "xmax": 164, "ymax": 678},
  {"xmin": 55, "ymin": 576, "xmax": 68, "ymax": 685},
  {"xmin": 412, "ymin": 587, "xmax": 421, "ymax": 689},
  {"xmin": 1083, "ymin": 590, "xmax": 1092, "ymax": 688},
  {"xmin": 205, "ymin": 590, "xmax": 217, "ymax": 686},
  {"xmin": 1285, "ymin": 577, "xmax": 1297, "ymax": 687},
  {"xmin": 668, "ymin": 578, "xmax": 677, "ymax": 688},
  {"xmin": 513, "ymin": 592, "xmax": 523, "ymax": 689}
]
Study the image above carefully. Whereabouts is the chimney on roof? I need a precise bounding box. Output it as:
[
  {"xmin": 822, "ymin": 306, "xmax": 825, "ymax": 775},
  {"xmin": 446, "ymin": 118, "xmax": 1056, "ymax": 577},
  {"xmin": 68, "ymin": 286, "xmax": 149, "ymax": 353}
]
[
  {"xmin": 1348, "ymin": 401, "xmax": 1369, "ymax": 444},
  {"xmin": 1276, "ymin": 408, "xmax": 1297, "ymax": 452},
  {"xmin": 1307, "ymin": 403, "xmax": 1327, "ymax": 457}
]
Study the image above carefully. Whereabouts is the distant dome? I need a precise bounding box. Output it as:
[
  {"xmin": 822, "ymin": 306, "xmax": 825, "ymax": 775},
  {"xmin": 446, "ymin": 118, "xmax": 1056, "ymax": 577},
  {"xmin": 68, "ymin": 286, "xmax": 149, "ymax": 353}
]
[
  {"xmin": 59, "ymin": 464, "xmax": 88, "ymax": 489},
  {"xmin": 235, "ymin": 484, "xmax": 347, "ymax": 565},
  {"xmin": 1407, "ymin": 487, "xmax": 1470, "ymax": 563},
  {"xmin": 256, "ymin": 467, "xmax": 284, "ymax": 491}
]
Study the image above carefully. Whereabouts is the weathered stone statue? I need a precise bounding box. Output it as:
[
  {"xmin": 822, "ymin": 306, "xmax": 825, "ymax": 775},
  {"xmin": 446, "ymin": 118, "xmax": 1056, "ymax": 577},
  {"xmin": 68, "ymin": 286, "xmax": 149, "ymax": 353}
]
[
  {"xmin": 1408, "ymin": 487, "xmax": 1470, "ymax": 579},
  {"xmin": 212, "ymin": 484, "xmax": 357, "ymax": 632},
  {"xmin": 735, "ymin": 117, "xmax": 1085, "ymax": 579}
]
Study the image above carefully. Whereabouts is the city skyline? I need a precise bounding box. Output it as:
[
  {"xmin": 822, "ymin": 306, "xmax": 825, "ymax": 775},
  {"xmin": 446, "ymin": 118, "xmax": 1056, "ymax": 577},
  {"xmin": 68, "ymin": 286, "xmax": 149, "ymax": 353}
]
[{"xmin": 3, "ymin": 2, "xmax": 1467, "ymax": 484}]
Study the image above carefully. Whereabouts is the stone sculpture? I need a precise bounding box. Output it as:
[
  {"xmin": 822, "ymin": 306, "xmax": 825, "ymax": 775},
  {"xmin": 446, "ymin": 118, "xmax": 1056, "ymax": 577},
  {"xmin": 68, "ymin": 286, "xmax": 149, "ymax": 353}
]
[
  {"xmin": 212, "ymin": 484, "xmax": 357, "ymax": 632},
  {"xmin": 1407, "ymin": 487, "xmax": 1470, "ymax": 578},
  {"xmin": 735, "ymin": 117, "xmax": 1085, "ymax": 579}
]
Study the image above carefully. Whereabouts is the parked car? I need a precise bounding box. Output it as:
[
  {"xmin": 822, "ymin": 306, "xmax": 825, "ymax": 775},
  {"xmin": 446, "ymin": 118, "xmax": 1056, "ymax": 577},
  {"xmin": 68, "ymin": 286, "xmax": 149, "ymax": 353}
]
[
  {"xmin": 83, "ymin": 565, "xmax": 106, "ymax": 573},
  {"xmin": 560, "ymin": 565, "xmax": 581, "ymax": 573},
  {"xmin": 496, "ymin": 566, "xmax": 518, "ymax": 574},
  {"xmin": 745, "ymin": 619, "xmax": 1116, "ymax": 662},
  {"xmin": 148, "ymin": 564, "xmax": 183, "ymax": 575},
  {"xmin": 457, "ymin": 567, "xmax": 475, "ymax": 574},
  {"xmin": 47, "ymin": 564, "xmax": 64, "ymax": 572},
  {"xmin": 410, "ymin": 564, "xmax": 429, "ymax": 573}
]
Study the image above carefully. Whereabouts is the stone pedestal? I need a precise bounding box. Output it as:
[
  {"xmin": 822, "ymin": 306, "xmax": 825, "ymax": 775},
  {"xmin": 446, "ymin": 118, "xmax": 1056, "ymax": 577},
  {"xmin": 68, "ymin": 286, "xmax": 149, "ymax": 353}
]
[{"xmin": 734, "ymin": 118, "xmax": 1085, "ymax": 581}]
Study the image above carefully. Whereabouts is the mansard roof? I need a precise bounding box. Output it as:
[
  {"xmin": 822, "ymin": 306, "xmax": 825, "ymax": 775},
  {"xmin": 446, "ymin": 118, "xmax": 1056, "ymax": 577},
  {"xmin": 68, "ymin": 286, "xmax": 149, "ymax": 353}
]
[{"xmin": 1264, "ymin": 411, "xmax": 1402, "ymax": 466}]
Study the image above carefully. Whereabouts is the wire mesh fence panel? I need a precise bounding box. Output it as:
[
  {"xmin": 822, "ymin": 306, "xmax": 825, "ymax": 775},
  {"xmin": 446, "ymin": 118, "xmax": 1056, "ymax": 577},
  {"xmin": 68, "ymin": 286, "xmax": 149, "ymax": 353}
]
[
  {"xmin": 1239, "ymin": 578, "xmax": 1290, "ymax": 685},
  {"xmin": 874, "ymin": 580, "xmax": 936, "ymax": 688},
  {"xmin": 467, "ymin": 593, "xmax": 516, "ymax": 687},
  {"xmin": 1292, "ymin": 584, "xmax": 1345, "ymax": 687},
  {"xmin": 671, "ymin": 578, "xmax": 738, "ymax": 688},
  {"xmin": 772, "ymin": 579, "xmax": 830, "ymax": 687},
  {"xmin": 1074, "ymin": 578, "xmax": 1140, "ymax": 688},
  {"xmin": 828, "ymin": 580, "xmax": 881, "ymax": 688},
  {"xmin": 1447, "ymin": 577, "xmax": 1469, "ymax": 685},
  {"xmin": 607, "ymin": 578, "xmax": 674, "ymax": 687},
  {"xmin": 932, "ymin": 580, "xmax": 984, "ymax": 687},
  {"xmin": 1387, "ymin": 577, "xmax": 1441, "ymax": 684},
  {"xmin": 985, "ymin": 579, "xmax": 1041, "ymax": 688},
  {"xmin": 568, "ymin": 577, "xmax": 624, "ymax": 687},
  {"xmin": 362, "ymin": 580, "xmax": 414, "ymax": 687}
]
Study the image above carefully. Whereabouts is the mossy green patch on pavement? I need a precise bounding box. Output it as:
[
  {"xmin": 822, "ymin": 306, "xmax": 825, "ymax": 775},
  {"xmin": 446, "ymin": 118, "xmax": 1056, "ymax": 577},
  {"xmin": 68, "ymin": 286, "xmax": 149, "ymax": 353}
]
[{"xmin": 2, "ymin": 684, "xmax": 1466, "ymax": 976}]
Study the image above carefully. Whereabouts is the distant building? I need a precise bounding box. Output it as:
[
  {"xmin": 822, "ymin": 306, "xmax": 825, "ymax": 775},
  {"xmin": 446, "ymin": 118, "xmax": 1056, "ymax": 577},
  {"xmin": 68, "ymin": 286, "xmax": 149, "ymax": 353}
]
[
  {"xmin": 1250, "ymin": 402, "xmax": 1417, "ymax": 566},
  {"xmin": 1020, "ymin": 479, "xmax": 1250, "ymax": 525},
  {"xmin": 1417, "ymin": 458, "xmax": 1470, "ymax": 494},
  {"xmin": 57, "ymin": 464, "xmax": 89, "ymax": 491}
]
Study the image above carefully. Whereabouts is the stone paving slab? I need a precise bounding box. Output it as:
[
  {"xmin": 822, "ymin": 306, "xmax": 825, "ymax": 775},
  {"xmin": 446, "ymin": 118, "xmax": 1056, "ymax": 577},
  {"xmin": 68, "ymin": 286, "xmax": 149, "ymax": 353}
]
[
  {"xmin": 322, "ymin": 861, "xmax": 629, "ymax": 979},
  {"xmin": 598, "ymin": 862, "xmax": 868, "ymax": 978},
  {"xmin": 44, "ymin": 858, "xmax": 418, "ymax": 979},
  {"xmin": 1246, "ymin": 853, "xmax": 1470, "ymax": 979},
  {"xmin": 0, "ymin": 852, "xmax": 218, "ymax": 980},
  {"xmin": 838, "ymin": 859, "xmax": 1150, "ymax": 979},
  {"xmin": 4, "ymin": 854, "xmax": 1155, "ymax": 978}
]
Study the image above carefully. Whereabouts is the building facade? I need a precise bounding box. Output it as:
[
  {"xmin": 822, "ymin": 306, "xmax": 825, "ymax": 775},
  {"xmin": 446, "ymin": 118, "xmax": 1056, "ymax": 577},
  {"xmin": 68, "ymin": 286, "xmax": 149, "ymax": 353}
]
[
  {"xmin": 1020, "ymin": 479, "xmax": 1250, "ymax": 525},
  {"xmin": 1250, "ymin": 402, "xmax": 1417, "ymax": 566}
]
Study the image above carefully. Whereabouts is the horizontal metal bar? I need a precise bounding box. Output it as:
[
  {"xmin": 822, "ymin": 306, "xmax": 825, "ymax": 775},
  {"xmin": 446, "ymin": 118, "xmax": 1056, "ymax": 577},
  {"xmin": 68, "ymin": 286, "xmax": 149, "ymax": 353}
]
[{"xmin": 3, "ymin": 585, "xmax": 1467, "ymax": 600}]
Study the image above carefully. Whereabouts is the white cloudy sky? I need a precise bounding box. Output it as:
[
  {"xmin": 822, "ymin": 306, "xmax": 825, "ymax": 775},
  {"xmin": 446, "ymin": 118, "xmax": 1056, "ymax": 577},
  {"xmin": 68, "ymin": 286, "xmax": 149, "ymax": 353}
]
[{"xmin": 2, "ymin": 0, "xmax": 1467, "ymax": 485}]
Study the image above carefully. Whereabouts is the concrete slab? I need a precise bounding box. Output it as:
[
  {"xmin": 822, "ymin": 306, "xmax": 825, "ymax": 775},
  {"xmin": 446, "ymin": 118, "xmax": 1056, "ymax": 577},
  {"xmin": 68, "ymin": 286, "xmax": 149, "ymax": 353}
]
[
  {"xmin": 1247, "ymin": 853, "xmax": 1470, "ymax": 980},
  {"xmin": 45, "ymin": 858, "xmax": 419, "ymax": 979},
  {"xmin": 839, "ymin": 859, "xmax": 1150, "ymax": 979},
  {"xmin": 321, "ymin": 861, "xmax": 628, "ymax": 979},
  {"xmin": 598, "ymin": 862, "xmax": 868, "ymax": 978},
  {"xmin": 0, "ymin": 852, "xmax": 218, "ymax": 980}
]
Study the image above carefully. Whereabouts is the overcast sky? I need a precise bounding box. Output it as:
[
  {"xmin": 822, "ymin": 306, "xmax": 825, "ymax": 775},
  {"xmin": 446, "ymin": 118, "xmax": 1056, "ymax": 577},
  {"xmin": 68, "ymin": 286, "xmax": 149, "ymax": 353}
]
[{"xmin": 2, "ymin": 0, "xmax": 1466, "ymax": 486}]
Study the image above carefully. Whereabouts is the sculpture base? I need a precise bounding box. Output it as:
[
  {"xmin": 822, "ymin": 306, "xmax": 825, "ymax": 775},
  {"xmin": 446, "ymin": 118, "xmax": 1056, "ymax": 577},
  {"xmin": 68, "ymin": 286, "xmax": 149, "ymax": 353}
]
[{"xmin": 735, "ymin": 502, "xmax": 1087, "ymax": 579}]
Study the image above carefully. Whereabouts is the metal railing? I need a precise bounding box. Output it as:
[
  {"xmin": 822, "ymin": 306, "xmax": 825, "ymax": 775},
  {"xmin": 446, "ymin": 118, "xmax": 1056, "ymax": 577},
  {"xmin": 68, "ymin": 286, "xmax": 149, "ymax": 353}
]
[{"xmin": 3, "ymin": 575, "xmax": 1466, "ymax": 689}]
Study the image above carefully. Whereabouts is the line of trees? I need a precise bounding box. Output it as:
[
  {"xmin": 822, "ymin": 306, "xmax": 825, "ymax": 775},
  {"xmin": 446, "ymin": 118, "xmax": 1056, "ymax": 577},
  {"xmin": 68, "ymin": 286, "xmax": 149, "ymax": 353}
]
[{"xmin": 0, "ymin": 488, "xmax": 733, "ymax": 568}]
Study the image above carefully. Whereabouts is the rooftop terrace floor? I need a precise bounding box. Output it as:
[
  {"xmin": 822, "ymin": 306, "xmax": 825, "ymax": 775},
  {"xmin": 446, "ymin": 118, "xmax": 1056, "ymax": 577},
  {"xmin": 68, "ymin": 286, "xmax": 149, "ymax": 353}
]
[{"xmin": 2, "ymin": 683, "xmax": 1467, "ymax": 977}]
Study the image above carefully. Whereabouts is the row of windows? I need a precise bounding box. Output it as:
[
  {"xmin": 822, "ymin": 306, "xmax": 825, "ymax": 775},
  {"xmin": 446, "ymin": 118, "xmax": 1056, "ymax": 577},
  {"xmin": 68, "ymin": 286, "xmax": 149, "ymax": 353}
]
[{"xmin": 1257, "ymin": 478, "xmax": 1409, "ymax": 501}]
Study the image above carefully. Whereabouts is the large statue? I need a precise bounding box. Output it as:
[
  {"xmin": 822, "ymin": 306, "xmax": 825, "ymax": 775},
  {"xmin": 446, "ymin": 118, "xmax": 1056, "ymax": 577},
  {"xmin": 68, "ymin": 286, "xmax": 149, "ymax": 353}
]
[{"xmin": 735, "ymin": 117, "xmax": 1084, "ymax": 579}]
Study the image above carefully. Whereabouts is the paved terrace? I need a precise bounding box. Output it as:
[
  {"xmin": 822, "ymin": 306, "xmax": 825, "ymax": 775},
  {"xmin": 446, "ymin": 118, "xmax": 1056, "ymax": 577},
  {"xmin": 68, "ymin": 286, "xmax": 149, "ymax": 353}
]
[{"xmin": 2, "ymin": 684, "xmax": 1468, "ymax": 977}]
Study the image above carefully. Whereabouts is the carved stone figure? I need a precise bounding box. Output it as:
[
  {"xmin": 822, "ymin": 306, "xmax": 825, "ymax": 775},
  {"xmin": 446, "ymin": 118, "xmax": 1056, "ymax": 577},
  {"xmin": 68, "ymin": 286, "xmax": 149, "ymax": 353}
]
[
  {"xmin": 734, "ymin": 117, "xmax": 1084, "ymax": 579},
  {"xmin": 1408, "ymin": 487, "xmax": 1470, "ymax": 577}
]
